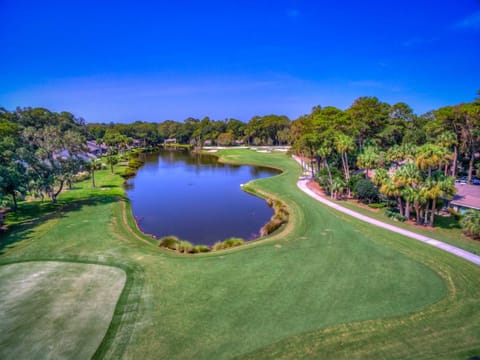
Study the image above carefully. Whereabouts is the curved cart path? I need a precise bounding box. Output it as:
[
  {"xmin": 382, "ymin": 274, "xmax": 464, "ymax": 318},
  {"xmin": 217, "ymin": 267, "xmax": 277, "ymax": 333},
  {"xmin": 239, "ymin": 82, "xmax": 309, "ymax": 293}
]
[{"xmin": 293, "ymin": 157, "xmax": 480, "ymax": 266}]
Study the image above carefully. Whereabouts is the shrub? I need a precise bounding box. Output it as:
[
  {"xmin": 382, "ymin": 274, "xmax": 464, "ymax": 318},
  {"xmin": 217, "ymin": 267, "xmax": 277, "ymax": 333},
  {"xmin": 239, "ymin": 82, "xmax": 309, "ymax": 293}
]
[
  {"xmin": 121, "ymin": 167, "xmax": 138, "ymax": 178},
  {"xmin": 385, "ymin": 209, "xmax": 406, "ymax": 222},
  {"xmin": 448, "ymin": 208, "xmax": 463, "ymax": 221},
  {"xmin": 74, "ymin": 171, "xmax": 91, "ymax": 182},
  {"xmin": 354, "ymin": 179, "xmax": 379, "ymax": 203},
  {"xmin": 460, "ymin": 209, "xmax": 480, "ymax": 239},
  {"xmin": 158, "ymin": 236, "xmax": 180, "ymax": 250},
  {"xmin": 128, "ymin": 158, "xmax": 144, "ymax": 169},
  {"xmin": 368, "ymin": 203, "xmax": 386, "ymax": 209}
]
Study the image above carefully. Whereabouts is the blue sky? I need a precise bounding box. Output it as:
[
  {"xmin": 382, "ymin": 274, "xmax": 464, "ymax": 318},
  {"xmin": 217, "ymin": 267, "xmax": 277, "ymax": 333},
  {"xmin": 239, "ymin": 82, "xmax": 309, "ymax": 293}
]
[{"xmin": 1, "ymin": 0, "xmax": 479, "ymax": 123}]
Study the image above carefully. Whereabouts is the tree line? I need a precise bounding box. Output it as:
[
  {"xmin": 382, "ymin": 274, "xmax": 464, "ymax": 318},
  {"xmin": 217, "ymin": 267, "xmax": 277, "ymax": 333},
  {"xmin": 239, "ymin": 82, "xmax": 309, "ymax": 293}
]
[
  {"xmin": 292, "ymin": 92, "xmax": 480, "ymax": 229},
  {"xmin": 86, "ymin": 114, "xmax": 292, "ymax": 148}
]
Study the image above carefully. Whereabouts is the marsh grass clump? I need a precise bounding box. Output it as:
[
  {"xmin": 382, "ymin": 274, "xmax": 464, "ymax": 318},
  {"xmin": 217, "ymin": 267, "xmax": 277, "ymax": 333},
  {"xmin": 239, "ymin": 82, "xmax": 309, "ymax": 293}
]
[
  {"xmin": 223, "ymin": 237, "xmax": 245, "ymax": 248},
  {"xmin": 212, "ymin": 242, "xmax": 222, "ymax": 251},
  {"xmin": 121, "ymin": 152, "xmax": 146, "ymax": 179},
  {"xmin": 176, "ymin": 240, "xmax": 193, "ymax": 253},
  {"xmin": 158, "ymin": 236, "xmax": 180, "ymax": 250},
  {"xmin": 159, "ymin": 236, "xmax": 210, "ymax": 254},
  {"xmin": 192, "ymin": 245, "xmax": 211, "ymax": 253},
  {"xmin": 261, "ymin": 199, "xmax": 289, "ymax": 236},
  {"xmin": 213, "ymin": 237, "xmax": 245, "ymax": 251}
]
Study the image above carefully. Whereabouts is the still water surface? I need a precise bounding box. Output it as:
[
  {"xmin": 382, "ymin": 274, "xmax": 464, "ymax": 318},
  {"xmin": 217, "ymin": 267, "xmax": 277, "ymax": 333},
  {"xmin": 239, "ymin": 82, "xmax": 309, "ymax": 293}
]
[{"xmin": 125, "ymin": 150, "xmax": 279, "ymax": 245}]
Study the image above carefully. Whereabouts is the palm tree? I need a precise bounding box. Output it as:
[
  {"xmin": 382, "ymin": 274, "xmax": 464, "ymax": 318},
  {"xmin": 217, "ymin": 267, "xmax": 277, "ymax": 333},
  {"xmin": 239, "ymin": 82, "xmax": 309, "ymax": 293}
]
[
  {"xmin": 106, "ymin": 153, "xmax": 118, "ymax": 174},
  {"xmin": 435, "ymin": 131, "xmax": 458, "ymax": 176},
  {"xmin": 357, "ymin": 146, "xmax": 379, "ymax": 179},
  {"xmin": 423, "ymin": 174, "xmax": 456, "ymax": 227},
  {"xmin": 415, "ymin": 143, "xmax": 447, "ymax": 177},
  {"xmin": 331, "ymin": 178, "xmax": 346, "ymax": 200},
  {"xmin": 411, "ymin": 186, "xmax": 426, "ymax": 224},
  {"xmin": 420, "ymin": 177, "xmax": 446, "ymax": 227},
  {"xmin": 317, "ymin": 146, "xmax": 333, "ymax": 193},
  {"xmin": 88, "ymin": 158, "xmax": 102, "ymax": 188},
  {"xmin": 373, "ymin": 168, "xmax": 389, "ymax": 186},
  {"xmin": 380, "ymin": 179, "xmax": 404, "ymax": 216},
  {"xmin": 334, "ymin": 133, "xmax": 355, "ymax": 181},
  {"xmin": 386, "ymin": 143, "xmax": 416, "ymax": 164},
  {"xmin": 393, "ymin": 162, "xmax": 421, "ymax": 220}
]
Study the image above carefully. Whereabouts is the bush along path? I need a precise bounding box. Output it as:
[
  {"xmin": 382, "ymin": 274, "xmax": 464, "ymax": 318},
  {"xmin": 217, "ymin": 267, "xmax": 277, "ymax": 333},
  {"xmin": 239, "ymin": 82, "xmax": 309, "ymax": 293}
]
[{"xmin": 293, "ymin": 156, "xmax": 480, "ymax": 266}]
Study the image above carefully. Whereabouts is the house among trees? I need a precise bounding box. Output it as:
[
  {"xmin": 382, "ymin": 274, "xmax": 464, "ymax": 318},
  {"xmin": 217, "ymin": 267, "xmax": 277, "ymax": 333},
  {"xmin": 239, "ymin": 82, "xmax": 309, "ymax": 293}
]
[
  {"xmin": 86, "ymin": 140, "xmax": 107, "ymax": 157},
  {"xmin": 131, "ymin": 139, "xmax": 143, "ymax": 148},
  {"xmin": 450, "ymin": 184, "xmax": 480, "ymax": 214},
  {"xmin": 164, "ymin": 138, "xmax": 177, "ymax": 144}
]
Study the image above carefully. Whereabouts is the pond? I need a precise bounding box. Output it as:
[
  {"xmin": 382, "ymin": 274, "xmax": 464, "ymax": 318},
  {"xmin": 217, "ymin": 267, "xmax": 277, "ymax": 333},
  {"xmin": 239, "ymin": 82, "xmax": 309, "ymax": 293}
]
[{"xmin": 125, "ymin": 149, "xmax": 280, "ymax": 246}]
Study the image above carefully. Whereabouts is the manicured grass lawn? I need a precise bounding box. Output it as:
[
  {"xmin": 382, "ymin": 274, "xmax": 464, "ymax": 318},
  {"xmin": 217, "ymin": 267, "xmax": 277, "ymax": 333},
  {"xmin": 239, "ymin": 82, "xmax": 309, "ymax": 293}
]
[
  {"xmin": 333, "ymin": 198, "xmax": 480, "ymax": 255},
  {"xmin": 1, "ymin": 149, "xmax": 479, "ymax": 359},
  {"xmin": 0, "ymin": 262, "xmax": 125, "ymax": 360}
]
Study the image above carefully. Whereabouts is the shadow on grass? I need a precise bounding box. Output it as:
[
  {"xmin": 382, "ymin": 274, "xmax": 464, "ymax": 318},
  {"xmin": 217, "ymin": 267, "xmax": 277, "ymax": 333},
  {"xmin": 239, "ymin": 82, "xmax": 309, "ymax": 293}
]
[
  {"xmin": 434, "ymin": 214, "xmax": 462, "ymax": 230},
  {"xmin": 0, "ymin": 194, "xmax": 121, "ymax": 255}
]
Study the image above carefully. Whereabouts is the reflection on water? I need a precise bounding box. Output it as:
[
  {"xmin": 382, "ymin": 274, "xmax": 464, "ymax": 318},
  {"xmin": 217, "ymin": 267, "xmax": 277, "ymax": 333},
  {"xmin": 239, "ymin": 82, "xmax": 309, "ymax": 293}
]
[{"xmin": 125, "ymin": 149, "xmax": 280, "ymax": 246}]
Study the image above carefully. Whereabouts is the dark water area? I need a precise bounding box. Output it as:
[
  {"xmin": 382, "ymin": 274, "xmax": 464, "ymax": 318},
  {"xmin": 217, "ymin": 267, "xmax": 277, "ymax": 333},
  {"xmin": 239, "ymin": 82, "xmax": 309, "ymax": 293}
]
[{"xmin": 125, "ymin": 149, "xmax": 280, "ymax": 246}]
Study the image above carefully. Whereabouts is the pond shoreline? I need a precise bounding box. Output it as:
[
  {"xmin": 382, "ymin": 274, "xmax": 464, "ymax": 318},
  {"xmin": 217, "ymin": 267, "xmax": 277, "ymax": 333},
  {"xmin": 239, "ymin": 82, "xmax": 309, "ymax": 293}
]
[{"xmin": 124, "ymin": 149, "xmax": 282, "ymax": 247}]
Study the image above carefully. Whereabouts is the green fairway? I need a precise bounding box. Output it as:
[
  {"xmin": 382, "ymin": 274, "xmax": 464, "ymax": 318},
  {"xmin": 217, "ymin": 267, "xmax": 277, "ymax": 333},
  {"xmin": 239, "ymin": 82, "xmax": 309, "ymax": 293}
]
[
  {"xmin": 1, "ymin": 149, "xmax": 479, "ymax": 359},
  {"xmin": 0, "ymin": 261, "xmax": 125, "ymax": 360}
]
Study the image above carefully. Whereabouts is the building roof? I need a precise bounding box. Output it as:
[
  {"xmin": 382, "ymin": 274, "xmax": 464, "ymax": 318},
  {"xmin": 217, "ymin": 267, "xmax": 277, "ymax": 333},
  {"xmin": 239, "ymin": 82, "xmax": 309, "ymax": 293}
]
[{"xmin": 451, "ymin": 184, "xmax": 480, "ymax": 210}]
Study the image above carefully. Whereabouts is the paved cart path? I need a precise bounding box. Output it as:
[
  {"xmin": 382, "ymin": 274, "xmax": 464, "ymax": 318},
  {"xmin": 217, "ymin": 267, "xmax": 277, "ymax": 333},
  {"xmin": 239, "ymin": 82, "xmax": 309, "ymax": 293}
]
[{"xmin": 293, "ymin": 156, "xmax": 480, "ymax": 266}]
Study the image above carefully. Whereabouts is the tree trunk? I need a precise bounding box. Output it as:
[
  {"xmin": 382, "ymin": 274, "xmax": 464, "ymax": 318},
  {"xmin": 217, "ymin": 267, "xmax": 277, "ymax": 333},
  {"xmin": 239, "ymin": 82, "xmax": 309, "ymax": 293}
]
[
  {"xmin": 414, "ymin": 201, "xmax": 421, "ymax": 224},
  {"xmin": 325, "ymin": 160, "xmax": 333, "ymax": 190},
  {"xmin": 405, "ymin": 200, "xmax": 410, "ymax": 220},
  {"xmin": 424, "ymin": 201, "xmax": 429, "ymax": 225},
  {"xmin": 343, "ymin": 153, "xmax": 350, "ymax": 180},
  {"xmin": 51, "ymin": 180, "xmax": 65, "ymax": 204},
  {"xmin": 429, "ymin": 198, "xmax": 437, "ymax": 227},
  {"xmin": 92, "ymin": 170, "xmax": 96, "ymax": 188},
  {"xmin": 468, "ymin": 151, "xmax": 475, "ymax": 184},
  {"xmin": 397, "ymin": 196, "xmax": 404, "ymax": 216},
  {"xmin": 452, "ymin": 146, "xmax": 458, "ymax": 177},
  {"xmin": 11, "ymin": 192, "xmax": 17, "ymax": 211}
]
